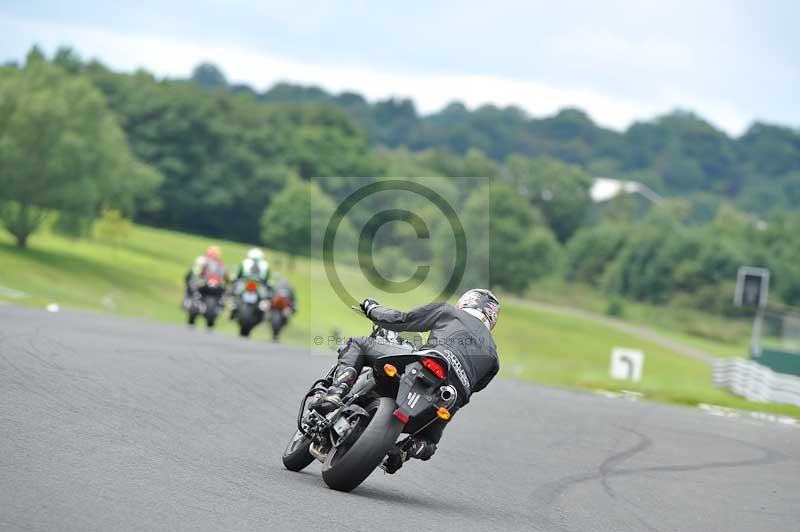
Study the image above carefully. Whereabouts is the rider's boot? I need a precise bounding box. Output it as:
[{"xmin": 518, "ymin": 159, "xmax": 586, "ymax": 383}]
[
  {"xmin": 383, "ymin": 437, "xmax": 437, "ymax": 474},
  {"xmin": 312, "ymin": 365, "xmax": 358, "ymax": 414}
]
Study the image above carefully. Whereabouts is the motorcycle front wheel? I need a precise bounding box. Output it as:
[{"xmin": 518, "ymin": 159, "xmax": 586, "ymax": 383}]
[
  {"xmin": 282, "ymin": 429, "xmax": 314, "ymax": 472},
  {"xmin": 321, "ymin": 397, "xmax": 403, "ymax": 492}
]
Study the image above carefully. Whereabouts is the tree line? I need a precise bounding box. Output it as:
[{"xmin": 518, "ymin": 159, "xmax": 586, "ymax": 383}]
[
  {"xmin": 241, "ymin": 70, "xmax": 800, "ymax": 220},
  {"xmin": 1, "ymin": 47, "xmax": 798, "ymax": 311}
]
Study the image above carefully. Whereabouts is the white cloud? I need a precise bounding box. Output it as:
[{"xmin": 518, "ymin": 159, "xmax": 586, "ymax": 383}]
[{"xmin": 0, "ymin": 12, "xmax": 750, "ymax": 133}]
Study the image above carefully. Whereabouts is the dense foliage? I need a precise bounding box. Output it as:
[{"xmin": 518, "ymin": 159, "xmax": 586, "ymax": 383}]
[
  {"xmin": 257, "ymin": 83, "xmax": 800, "ymax": 219},
  {"xmin": 82, "ymin": 62, "xmax": 379, "ymax": 242},
  {"xmin": 0, "ymin": 49, "xmax": 160, "ymax": 247}
]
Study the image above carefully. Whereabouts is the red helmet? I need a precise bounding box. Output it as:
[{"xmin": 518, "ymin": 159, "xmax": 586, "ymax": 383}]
[
  {"xmin": 456, "ymin": 289, "xmax": 500, "ymax": 330},
  {"xmin": 206, "ymin": 245, "xmax": 221, "ymax": 259}
]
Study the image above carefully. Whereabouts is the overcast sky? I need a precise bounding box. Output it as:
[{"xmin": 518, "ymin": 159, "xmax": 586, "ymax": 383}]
[{"xmin": 1, "ymin": 1, "xmax": 797, "ymax": 135}]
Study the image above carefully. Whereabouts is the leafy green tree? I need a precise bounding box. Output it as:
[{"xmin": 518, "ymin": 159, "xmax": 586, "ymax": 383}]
[
  {"xmin": 761, "ymin": 211, "xmax": 800, "ymax": 305},
  {"xmin": 566, "ymin": 223, "xmax": 629, "ymax": 284},
  {"xmin": 274, "ymin": 104, "xmax": 385, "ymax": 185},
  {"xmin": 0, "ymin": 52, "xmax": 160, "ymax": 247},
  {"xmin": 260, "ymin": 177, "xmax": 316, "ymax": 258},
  {"xmin": 462, "ymin": 183, "xmax": 561, "ymax": 293},
  {"xmin": 52, "ymin": 46, "xmax": 83, "ymax": 74},
  {"xmin": 738, "ymin": 123, "xmax": 800, "ymax": 179},
  {"xmin": 93, "ymin": 207, "xmax": 133, "ymax": 246},
  {"xmin": 191, "ymin": 62, "xmax": 227, "ymax": 89},
  {"xmin": 370, "ymin": 98, "xmax": 418, "ymax": 146},
  {"xmin": 624, "ymin": 111, "xmax": 740, "ymax": 194},
  {"xmin": 260, "ymin": 177, "xmax": 355, "ymax": 261},
  {"xmin": 600, "ymin": 205, "xmax": 747, "ymax": 308},
  {"xmin": 261, "ymin": 82, "xmax": 332, "ymax": 104},
  {"xmin": 738, "ymin": 171, "xmax": 800, "ymax": 216},
  {"xmin": 506, "ymin": 155, "xmax": 593, "ymax": 242},
  {"xmin": 52, "ymin": 212, "xmax": 94, "ymax": 238},
  {"xmin": 375, "ymin": 147, "xmax": 445, "ymax": 178},
  {"xmin": 85, "ymin": 64, "xmax": 296, "ymax": 241}
]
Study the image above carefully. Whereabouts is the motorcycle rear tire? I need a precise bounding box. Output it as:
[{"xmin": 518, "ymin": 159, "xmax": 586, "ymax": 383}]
[
  {"xmin": 238, "ymin": 305, "xmax": 258, "ymax": 337},
  {"xmin": 321, "ymin": 397, "xmax": 403, "ymax": 492},
  {"xmin": 270, "ymin": 310, "xmax": 284, "ymax": 341},
  {"xmin": 204, "ymin": 296, "xmax": 218, "ymax": 328}
]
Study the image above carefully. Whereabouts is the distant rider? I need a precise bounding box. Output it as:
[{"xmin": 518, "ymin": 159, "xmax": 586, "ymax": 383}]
[
  {"xmin": 185, "ymin": 245, "xmax": 227, "ymax": 299},
  {"xmin": 272, "ymin": 275, "xmax": 297, "ymax": 313},
  {"xmin": 311, "ymin": 289, "xmax": 500, "ymax": 473},
  {"xmin": 230, "ymin": 248, "xmax": 272, "ymax": 318}
]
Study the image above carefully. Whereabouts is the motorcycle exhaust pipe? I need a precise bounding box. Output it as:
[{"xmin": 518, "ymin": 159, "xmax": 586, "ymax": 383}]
[
  {"xmin": 309, "ymin": 442, "xmax": 327, "ymax": 463},
  {"xmin": 439, "ymin": 385, "xmax": 457, "ymax": 406}
]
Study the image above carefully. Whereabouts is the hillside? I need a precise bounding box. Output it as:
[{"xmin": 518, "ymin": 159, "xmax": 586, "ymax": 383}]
[
  {"xmin": 1, "ymin": 223, "xmax": 797, "ymax": 418},
  {"xmin": 252, "ymin": 79, "xmax": 800, "ymax": 217}
]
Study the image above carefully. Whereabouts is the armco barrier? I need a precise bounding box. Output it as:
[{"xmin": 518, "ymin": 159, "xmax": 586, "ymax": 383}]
[{"xmin": 712, "ymin": 358, "xmax": 800, "ymax": 407}]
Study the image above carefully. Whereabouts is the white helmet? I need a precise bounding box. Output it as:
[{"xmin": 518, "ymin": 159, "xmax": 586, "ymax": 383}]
[{"xmin": 246, "ymin": 248, "xmax": 265, "ymax": 261}]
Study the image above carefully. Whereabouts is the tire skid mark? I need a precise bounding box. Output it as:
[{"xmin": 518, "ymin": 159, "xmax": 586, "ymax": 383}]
[
  {"xmin": 598, "ymin": 428, "xmax": 652, "ymax": 499},
  {"xmin": 530, "ymin": 422, "xmax": 790, "ymax": 532}
]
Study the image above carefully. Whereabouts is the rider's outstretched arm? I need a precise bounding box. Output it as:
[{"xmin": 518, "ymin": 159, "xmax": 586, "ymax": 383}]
[{"xmin": 368, "ymin": 302, "xmax": 451, "ymax": 333}]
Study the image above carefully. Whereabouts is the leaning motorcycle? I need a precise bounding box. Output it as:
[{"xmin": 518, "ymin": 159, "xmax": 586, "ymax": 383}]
[
  {"xmin": 282, "ymin": 307, "xmax": 457, "ymax": 492},
  {"xmin": 234, "ymin": 279, "xmax": 269, "ymax": 337}
]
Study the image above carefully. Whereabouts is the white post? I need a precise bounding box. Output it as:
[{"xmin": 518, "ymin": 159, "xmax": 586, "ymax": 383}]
[{"xmin": 751, "ymin": 305, "xmax": 765, "ymax": 357}]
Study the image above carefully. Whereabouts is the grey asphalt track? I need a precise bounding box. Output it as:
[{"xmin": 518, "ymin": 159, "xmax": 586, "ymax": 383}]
[{"xmin": 1, "ymin": 305, "xmax": 798, "ymax": 532}]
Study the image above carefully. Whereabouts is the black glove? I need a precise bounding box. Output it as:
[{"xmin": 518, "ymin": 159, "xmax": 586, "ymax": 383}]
[
  {"xmin": 360, "ymin": 298, "xmax": 379, "ymax": 318},
  {"xmin": 407, "ymin": 437, "xmax": 436, "ymax": 461},
  {"xmin": 383, "ymin": 447, "xmax": 406, "ymax": 474}
]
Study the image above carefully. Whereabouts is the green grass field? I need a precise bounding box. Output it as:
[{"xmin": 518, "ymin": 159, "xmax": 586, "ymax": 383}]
[
  {"xmin": 2, "ymin": 224, "xmax": 798, "ymax": 418},
  {"xmin": 528, "ymin": 277, "xmax": 754, "ymax": 357}
]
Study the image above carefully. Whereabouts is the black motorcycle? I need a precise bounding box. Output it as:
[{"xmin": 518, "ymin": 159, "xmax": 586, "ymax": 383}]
[
  {"xmin": 185, "ymin": 273, "xmax": 225, "ymax": 328},
  {"xmin": 234, "ymin": 279, "xmax": 270, "ymax": 337},
  {"xmin": 282, "ymin": 307, "xmax": 458, "ymax": 492}
]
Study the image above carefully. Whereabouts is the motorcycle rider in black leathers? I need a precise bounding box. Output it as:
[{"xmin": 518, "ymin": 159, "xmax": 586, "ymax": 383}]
[{"xmin": 312, "ymin": 289, "xmax": 500, "ymax": 473}]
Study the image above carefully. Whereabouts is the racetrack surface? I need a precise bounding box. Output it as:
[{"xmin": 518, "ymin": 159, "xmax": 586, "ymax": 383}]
[{"xmin": 1, "ymin": 305, "xmax": 798, "ymax": 532}]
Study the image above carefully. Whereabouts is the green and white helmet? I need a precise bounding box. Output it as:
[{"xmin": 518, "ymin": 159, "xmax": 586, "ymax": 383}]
[{"xmin": 246, "ymin": 248, "xmax": 265, "ymax": 261}]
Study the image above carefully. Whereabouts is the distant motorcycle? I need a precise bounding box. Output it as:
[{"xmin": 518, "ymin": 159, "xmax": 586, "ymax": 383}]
[
  {"xmin": 184, "ymin": 273, "xmax": 225, "ymax": 328},
  {"xmin": 268, "ymin": 284, "xmax": 295, "ymax": 342},
  {"xmin": 282, "ymin": 306, "xmax": 457, "ymax": 492},
  {"xmin": 233, "ymin": 279, "xmax": 270, "ymax": 337}
]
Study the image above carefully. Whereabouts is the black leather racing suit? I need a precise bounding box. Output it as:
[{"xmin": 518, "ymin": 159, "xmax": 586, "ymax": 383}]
[{"xmin": 336, "ymin": 302, "xmax": 500, "ymax": 444}]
